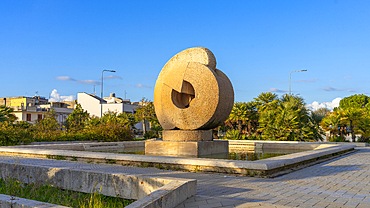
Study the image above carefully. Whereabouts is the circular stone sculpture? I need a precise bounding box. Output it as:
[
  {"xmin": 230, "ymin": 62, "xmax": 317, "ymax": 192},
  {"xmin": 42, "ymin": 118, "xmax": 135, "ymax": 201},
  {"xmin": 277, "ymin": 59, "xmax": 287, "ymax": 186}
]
[{"xmin": 154, "ymin": 47, "xmax": 234, "ymax": 131}]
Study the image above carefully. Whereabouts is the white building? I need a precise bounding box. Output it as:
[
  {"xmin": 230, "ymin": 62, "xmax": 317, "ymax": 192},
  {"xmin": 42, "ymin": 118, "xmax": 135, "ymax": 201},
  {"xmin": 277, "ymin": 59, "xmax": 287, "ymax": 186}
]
[
  {"xmin": 77, "ymin": 92, "xmax": 137, "ymax": 117},
  {"xmin": 77, "ymin": 92, "xmax": 145, "ymax": 132}
]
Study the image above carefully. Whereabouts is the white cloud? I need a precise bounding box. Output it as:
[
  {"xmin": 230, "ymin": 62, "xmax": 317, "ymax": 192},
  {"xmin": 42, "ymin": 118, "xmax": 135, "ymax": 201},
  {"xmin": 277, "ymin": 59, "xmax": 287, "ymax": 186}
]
[
  {"xmin": 49, "ymin": 89, "xmax": 75, "ymax": 102},
  {"xmin": 306, "ymin": 97, "xmax": 341, "ymax": 111},
  {"xmin": 135, "ymin": 83, "xmax": 152, "ymax": 89},
  {"xmin": 56, "ymin": 76, "xmax": 75, "ymax": 81},
  {"xmin": 269, "ymin": 88, "xmax": 287, "ymax": 93},
  {"xmin": 79, "ymin": 79, "xmax": 100, "ymax": 85}
]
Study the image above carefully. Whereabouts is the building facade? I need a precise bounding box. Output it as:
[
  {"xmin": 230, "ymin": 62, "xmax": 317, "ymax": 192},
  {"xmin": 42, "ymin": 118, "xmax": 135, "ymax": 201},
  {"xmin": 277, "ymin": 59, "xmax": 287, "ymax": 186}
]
[
  {"xmin": 77, "ymin": 92, "xmax": 145, "ymax": 131},
  {"xmin": 0, "ymin": 96, "xmax": 73, "ymax": 125},
  {"xmin": 77, "ymin": 92, "xmax": 138, "ymax": 117}
]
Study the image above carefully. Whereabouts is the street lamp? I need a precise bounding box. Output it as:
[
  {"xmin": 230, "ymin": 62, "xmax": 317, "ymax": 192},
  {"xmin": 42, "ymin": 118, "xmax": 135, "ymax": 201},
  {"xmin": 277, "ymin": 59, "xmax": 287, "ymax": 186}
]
[
  {"xmin": 101, "ymin": 69, "xmax": 116, "ymax": 117},
  {"xmin": 289, "ymin": 69, "xmax": 307, "ymax": 94}
]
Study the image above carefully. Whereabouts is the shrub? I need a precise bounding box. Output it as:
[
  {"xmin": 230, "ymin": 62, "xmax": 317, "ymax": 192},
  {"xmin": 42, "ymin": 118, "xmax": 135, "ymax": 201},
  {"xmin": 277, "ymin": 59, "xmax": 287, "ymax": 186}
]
[{"xmin": 225, "ymin": 129, "xmax": 246, "ymax": 140}]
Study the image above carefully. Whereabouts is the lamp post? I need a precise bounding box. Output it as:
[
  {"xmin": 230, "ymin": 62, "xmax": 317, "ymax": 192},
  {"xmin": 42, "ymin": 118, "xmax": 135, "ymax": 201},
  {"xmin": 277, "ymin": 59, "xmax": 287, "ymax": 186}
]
[
  {"xmin": 100, "ymin": 69, "xmax": 116, "ymax": 117},
  {"xmin": 289, "ymin": 69, "xmax": 307, "ymax": 94}
]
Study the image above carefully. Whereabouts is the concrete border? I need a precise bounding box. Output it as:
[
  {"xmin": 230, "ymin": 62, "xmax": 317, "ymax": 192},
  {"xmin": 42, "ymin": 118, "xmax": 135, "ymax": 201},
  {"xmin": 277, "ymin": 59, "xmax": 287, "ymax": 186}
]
[
  {"xmin": 0, "ymin": 194, "xmax": 68, "ymax": 208},
  {"xmin": 0, "ymin": 142, "xmax": 356, "ymax": 177},
  {"xmin": 0, "ymin": 161, "xmax": 196, "ymax": 208}
]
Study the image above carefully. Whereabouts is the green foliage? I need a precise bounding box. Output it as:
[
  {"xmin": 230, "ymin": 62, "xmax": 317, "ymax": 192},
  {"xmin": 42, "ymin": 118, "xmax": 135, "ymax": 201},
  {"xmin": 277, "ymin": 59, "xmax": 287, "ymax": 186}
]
[
  {"xmin": 66, "ymin": 103, "xmax": 90, "ymax": 132},
  {"xmin": 311, "ymin": 108, "xmax": 330, "ymax": 124},
  {"xmin": 0, "ymin": 105, "xmax": 138, "ymax": 145},
  {"xmin": 33, "ymin": 109, "xmax": 62, "ymax": 141},
  {"xmin": 339, "ymin": 94, "xmax": 369, "ymax": 109},
  {"xmin": 82, "ymin": 112, "xmax": 134, "ymax": 141},
  {"xmin": 225, "ymin": 129, "xmax": 245, "ymax": 140},
  {"xmin": 225, "ymin": 93, "xmax": 322, "ymax": 141},
  {"xmin": 320, "ymin": 94, "xmax": 370, "ymax": 142},
  {"xmin": 356, "ymin": 115, "xmax": 370, "ymax": 142},
  {"xmin": 143, "ymin": 130, "xmax": 158, "ymax": 139},
  {"xmin": 257, "ymin": 94, "xmax": 321, "ymax": 141},
  {"xmin": 328, "ymin": 136, "xmax": 346, "ymax": 142},
  {"xmin": 135, "ymin": 98, "xmax": 159, "ymax": 135},
  {"xmin": 227, "ymin": 102, "xmax": 258, "ymax": 135},
  {"xmin": 0, "ymin": 122, "xmax": 33, "ymax": 145},
  {"xmin": 0, "ymin": 105, "xmax": 17, "ymax": 122}
]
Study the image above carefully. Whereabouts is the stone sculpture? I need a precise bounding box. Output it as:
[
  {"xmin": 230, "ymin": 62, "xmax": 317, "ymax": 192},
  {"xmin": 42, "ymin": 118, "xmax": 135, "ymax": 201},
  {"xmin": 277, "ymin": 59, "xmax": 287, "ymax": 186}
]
[{"xmin": 146, "ymin": 47, "xmax": 234, "ymax": 156}]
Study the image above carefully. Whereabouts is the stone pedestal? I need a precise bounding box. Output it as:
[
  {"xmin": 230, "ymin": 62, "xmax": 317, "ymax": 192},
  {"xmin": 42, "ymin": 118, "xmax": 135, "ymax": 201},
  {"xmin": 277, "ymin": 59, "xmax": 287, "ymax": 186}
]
[
  {"xmin": 145, "ymin": 140, "xmax": 228, "ymax": 157},
  {"xmin": 145, "ymin": 130, "xmax": 228, "ymax": 157}
]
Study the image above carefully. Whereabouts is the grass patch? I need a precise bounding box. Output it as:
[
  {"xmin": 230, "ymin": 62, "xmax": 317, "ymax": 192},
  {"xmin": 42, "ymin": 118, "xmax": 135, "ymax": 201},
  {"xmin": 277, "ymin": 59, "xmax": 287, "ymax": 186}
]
[
  {"xmin": 46, "ymin": 155, "xmax": 67, "ymax": 160},
  {"xmin": 0, "ymin": 178, "xmax": 134, "ymax": 208}
]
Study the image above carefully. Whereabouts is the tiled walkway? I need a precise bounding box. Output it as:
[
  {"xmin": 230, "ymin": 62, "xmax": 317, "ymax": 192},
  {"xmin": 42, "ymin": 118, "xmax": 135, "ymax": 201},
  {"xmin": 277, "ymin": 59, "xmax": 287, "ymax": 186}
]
[{"xmin": 1, "ymin": 147, "xmax": 369, "ymax": 208}]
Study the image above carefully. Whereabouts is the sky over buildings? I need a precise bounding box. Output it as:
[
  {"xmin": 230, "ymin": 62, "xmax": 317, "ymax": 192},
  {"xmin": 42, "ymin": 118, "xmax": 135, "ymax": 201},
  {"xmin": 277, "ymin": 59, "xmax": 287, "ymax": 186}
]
[{"xmin": 1, "ymin": 0, "xmax": 370, "ymax": 111}]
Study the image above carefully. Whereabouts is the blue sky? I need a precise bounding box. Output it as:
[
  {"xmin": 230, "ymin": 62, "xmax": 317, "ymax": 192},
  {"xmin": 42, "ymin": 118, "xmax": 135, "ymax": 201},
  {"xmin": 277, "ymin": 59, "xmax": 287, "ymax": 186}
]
[{"xmin": 1, "ymin": 0, "xmax": 370, "ymax": 110}]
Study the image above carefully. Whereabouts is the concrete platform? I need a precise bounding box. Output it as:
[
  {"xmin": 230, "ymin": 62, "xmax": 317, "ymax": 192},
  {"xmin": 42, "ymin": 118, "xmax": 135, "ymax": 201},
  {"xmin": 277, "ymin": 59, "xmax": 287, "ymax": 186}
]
[
  {"xmin": 0, "ymin": 159, "xmax": 196, "ymax": 208},
  {"xmin": 0, "ymin": 147, "xmax": 369, "ymax": 207},
  {"xmin": 0, "ymin": 142, "xmax": 355, "ymax": 177}
]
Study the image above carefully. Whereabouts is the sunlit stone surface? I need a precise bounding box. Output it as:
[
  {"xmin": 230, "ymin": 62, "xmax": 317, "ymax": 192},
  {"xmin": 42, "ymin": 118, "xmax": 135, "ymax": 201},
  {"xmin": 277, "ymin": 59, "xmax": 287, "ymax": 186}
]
[{"xmin": 147, "ymin": 47, "xmax": 234, "ymax": 157}]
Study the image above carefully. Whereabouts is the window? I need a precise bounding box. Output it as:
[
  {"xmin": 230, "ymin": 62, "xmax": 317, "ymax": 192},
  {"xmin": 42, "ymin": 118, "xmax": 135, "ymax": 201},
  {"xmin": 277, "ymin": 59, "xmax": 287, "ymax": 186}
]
[
  {"xmin": 38, "ymin": 114, "xmax": 43, "ymax": 121},
  {"xmin": 26, "ymin": 114, "xmax": 31, "ymax": 121}
]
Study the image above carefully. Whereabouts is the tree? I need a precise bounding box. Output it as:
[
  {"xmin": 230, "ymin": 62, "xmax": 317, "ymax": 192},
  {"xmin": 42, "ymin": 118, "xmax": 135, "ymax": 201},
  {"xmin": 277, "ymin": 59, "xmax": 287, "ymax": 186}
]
[
  {"xmin": 339, "ymin": 94, "xmax": 369, "ymax": 109},
  {"xmin": 83, "ymin": 112, "xmax": 133, "ymax": 141},
  {"xmin": 117, "ymin": 112, "xmax": 136, "ymax": 129},
  {"xmin": 311, "ymin": 108, "xmax": 330, "ymax": 124},
  {"xmin": 135, "ymin": 98, "xmax": 158, "ymax": 135},
  {"xmin": 320, "ymin": 111, "xmax": 342, "ymax": 140},
  {"xmin": 0, "ymin": 105, "xmax": 17, "ymax": 123},
  {"xmin": 65, "ymin": 103, "xmax": 90, "ymax": 132},
  {"xmin": 34, "ymin": 109, "xmax": 61, "ymax": 141},
  {"xmin": 356, "ymin": 114, "xmax": 370, "ymax": 142},
  {"xmin": 254, "ymin": 92, "xmax": 278, "ymax": 106},
  {"xmin": 227, "ymin": 102, "xmax": 248, "ymax": 133},
  {"xmin": 337, "ymin": 107, "xmax": 363, "ymax": 142},
  {"xmin": 258, "ymin": 94, "xmax": 320, "ymax": 141},
  {"xmin": 226, "ymin": 101, "xmax": 259, "ymax": 139},
  {"xmin": 337, "ymin": 94, "xmax": 370, "ymax": 142}
]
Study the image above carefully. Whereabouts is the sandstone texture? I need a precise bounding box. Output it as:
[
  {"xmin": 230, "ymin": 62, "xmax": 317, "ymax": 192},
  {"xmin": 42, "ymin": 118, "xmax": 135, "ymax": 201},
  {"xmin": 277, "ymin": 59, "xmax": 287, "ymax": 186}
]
[
  {"xmin": 154, "ymin": 47, "xmax": 234, "ymax": 131},
  {"xmin": 162, "ymin": 130, "xmax": 213, "ymax": 142}
]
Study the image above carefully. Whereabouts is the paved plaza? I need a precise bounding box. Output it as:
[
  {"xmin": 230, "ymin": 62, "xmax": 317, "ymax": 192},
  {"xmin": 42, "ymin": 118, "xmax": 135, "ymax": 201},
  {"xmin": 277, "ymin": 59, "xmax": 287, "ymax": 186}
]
[{"xmin": 0, "ymin": 147, "xmax": 369, "ymax": 208}]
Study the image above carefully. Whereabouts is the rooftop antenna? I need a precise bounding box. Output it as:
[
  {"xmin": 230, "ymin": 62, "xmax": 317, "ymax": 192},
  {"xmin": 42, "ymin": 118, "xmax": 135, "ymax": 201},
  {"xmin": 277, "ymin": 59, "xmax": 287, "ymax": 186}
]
[{"xmin": 124, "ymin": 90, "xmax": 127, "ymax": 99}]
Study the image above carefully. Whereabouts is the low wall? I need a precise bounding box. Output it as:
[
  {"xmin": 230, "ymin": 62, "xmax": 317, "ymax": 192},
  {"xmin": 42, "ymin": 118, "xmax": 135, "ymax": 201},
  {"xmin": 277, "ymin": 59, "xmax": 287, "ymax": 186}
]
[
  {"xmin": 227, "ymin": 140, "xmax": 359, "ymax": 152},
  {"xmin": 0, "ymin": 194, "xmax": 69, "ymax": 208},
  {"xmin": 19, "ymin": 141, "xmax": 145, "ymax": 152},
  {"xmin": 0, "ymin": 142, "xmax": 356, "ymax": 178},
  {"xmin": 0, "ymin": 161, "xmax": 196, "ymax": 208}
]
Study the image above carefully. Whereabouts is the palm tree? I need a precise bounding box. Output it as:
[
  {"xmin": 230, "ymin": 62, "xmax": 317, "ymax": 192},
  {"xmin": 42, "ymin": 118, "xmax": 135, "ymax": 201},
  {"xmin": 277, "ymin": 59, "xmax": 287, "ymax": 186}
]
[
  {"xmin": 338, "ymin": 107, "xmax": 363, "ymax": 142},
  {"xmin": 254, "ymin": 92, "xmax": 278, "ymax": 112},
  {"xmin": 227, "ymin": 102, "xmax": 248, "ymax": 133},
  {"xmin": 320, "ymin": 111, "xmax": 341, "ymax": 139},
  {"xmin": 258, "ymin": 94, "xmax": 319, "ymax": 141},
  {"xmin": 254, "ymin": 92, "xmax": 278, "ymax": 105}
]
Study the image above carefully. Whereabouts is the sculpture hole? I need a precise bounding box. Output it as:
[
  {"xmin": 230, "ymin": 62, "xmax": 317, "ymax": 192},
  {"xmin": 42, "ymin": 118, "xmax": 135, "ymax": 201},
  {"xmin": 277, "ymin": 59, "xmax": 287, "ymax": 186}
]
[{"xmin": 171, "ymin": 81, "xmax": 195, "ymax": 109}]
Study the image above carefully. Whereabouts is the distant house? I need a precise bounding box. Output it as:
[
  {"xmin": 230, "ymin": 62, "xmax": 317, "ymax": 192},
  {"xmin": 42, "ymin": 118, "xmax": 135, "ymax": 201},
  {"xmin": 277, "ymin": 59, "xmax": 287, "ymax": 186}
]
[
  {"xmin": 0, "ymin": 96, "xmax": 74, "ymax": 125},
  {"xmin": 77, "ymin": 92, "xmax": 137, "ymax": 117},
  {"xmin": 77, "ymin": 92, "xmax": 144, "ymax": 131}
]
